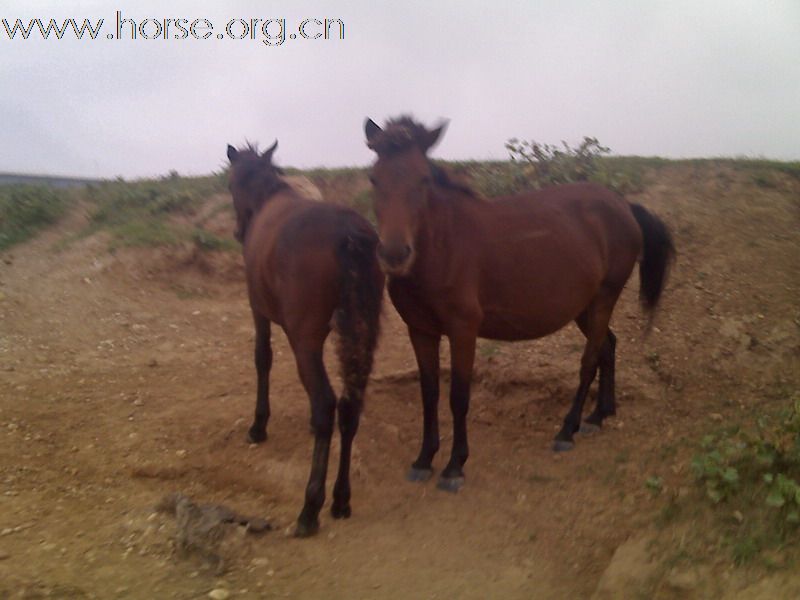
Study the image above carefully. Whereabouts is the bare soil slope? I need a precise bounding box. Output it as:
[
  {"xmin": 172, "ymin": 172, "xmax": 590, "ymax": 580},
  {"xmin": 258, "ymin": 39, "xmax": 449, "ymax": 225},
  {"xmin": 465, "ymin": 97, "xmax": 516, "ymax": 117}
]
[{"xmin": 0, "ymin": 164, "xmax": 798, "ymax": 599}]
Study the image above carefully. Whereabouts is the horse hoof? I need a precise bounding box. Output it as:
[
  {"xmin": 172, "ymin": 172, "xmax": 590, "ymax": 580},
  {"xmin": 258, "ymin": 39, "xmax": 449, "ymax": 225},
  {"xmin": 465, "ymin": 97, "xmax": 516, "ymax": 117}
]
[
  {"xmin": 293, "ymin": 519, "xmax": 319, "ymax": 538},
  {"xmin": 579, "ymin": 422, "xmax": 601, "ymax": 435},
  {"xmin": 331, "ymin": 503, "xmax": 351, "ymax": 520},
  {"xmin": 247, "ymin": 428, "xmax": 267, "ymax": 444},
  {"xmin": 552, "ymin": 439, "xmax": 575, "ymax": 452},
  {"xmin": 437, "ymin": 475, "xmax": 465, "ymax": 493},
  {"xmin": 406, "ymin": 467, "xmax": 434, "ymax": 482}
]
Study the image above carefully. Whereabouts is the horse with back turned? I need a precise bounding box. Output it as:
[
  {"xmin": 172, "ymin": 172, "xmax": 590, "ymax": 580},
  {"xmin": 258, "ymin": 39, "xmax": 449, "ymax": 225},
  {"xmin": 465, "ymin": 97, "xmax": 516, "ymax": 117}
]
[
  {"xmin": 226, "ymin": 141, "xmax": 384, "ymax": 536},
  {"xmin": 364, "ymin": 116, "xmax": 675, "ymax": 492}
]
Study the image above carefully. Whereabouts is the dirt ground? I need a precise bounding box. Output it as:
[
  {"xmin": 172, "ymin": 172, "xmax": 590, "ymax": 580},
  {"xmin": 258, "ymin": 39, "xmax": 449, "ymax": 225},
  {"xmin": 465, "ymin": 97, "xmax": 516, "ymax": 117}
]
[{"xmin": 1, "ymin": 165, "xmax": 798, "ymax": 599}]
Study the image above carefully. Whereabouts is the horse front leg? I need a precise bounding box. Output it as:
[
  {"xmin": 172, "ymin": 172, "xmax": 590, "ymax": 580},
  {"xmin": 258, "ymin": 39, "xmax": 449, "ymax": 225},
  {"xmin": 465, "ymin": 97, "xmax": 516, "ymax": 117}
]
[
  {"xmin": 247, "ymin": 316, "xmax": 272, "ymax": 444},
  {"xmin": 407, "ymin": 328, "xmax": 441, "ymax": 482},
  {"xmin": 438, "ymin": 330, "xmax": 477, "ymax": 492}
]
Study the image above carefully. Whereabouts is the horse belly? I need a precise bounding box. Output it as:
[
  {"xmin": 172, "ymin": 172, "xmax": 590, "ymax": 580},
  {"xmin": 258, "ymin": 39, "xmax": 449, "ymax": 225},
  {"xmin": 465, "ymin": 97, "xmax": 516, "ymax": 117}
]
[
  {"xmin": 477, "ymin": 258, "xmax": 601, "ymax": 341},
  {"xmin": 478, "ymin": 302, "xmax": 581, "ymax": 341}
]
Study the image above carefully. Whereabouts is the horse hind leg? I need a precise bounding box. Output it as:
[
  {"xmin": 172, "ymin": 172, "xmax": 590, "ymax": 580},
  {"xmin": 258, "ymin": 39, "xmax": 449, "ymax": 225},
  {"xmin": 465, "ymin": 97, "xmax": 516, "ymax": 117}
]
[
  {"xmin": 247, "ymin": 316, "xmax": 272, "ymax": 444},
  {"xmin": 583, "ymin": 329, "xmax": 617, "ymax": 430},
  {"xmin": 554, "ymin": 290, "xmax": 619, "ymax": 451},
  {"xmin": 291, "ymin": 339, "xmax": 336, "ymax": 537},
  {"xmin": 331, "ymin": 392, "xmax": 361, "ymax": 519}
]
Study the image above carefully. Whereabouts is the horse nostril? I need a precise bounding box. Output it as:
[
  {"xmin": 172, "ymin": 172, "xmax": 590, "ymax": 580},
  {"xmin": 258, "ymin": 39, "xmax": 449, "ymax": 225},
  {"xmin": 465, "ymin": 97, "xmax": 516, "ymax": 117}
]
[{"xmin": 377, "ymin": 242, "xmax": 412, "ymax": 267}]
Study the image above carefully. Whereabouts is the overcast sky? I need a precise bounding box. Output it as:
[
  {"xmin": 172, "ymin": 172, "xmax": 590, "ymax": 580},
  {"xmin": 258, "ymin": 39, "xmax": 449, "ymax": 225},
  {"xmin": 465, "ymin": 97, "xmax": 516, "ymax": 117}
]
[{"xmin": 1, "ymin": 0, "xmax": 798, "ymax": 178}]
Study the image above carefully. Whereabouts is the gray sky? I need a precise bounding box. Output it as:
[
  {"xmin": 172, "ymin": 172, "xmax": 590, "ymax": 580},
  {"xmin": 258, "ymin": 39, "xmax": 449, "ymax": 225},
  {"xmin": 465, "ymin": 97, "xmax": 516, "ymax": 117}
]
[{"xmin": 1, "ymin": 0, "xmax": 798, "ymax": 178}]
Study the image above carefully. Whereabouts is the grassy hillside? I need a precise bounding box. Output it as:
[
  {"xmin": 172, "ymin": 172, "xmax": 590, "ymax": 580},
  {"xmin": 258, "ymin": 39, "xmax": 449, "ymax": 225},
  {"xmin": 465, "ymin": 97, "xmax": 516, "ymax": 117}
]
[{"xmin": 2, "ymin": 156, "xmax": 797, "ymax": 255}]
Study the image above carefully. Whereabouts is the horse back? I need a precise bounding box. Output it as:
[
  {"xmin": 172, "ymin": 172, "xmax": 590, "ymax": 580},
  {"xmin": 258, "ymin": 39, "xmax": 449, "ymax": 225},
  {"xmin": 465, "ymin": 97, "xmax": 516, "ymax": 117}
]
[{"xmin": 243, "ymin": 193, "xmax": 376, "ymax": 330}]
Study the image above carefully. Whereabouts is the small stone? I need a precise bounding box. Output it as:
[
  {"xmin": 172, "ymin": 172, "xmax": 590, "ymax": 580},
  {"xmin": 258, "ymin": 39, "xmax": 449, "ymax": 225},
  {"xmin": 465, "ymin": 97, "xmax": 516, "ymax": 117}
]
[
  {"xmin": 710, "ymin": 413, "xmax": 723, "ymax": 421},
  {"xmin": 208, "ymin": 589, "xmax": 230, "ymax": 600},
  {"xmin": 251, "ymin": 557, "xmax": 270, "ymax": 567},
  {"xmin": 133, "ymin": 399, "xmax": 144, "ymax": 407},
  {"xmin": 175, "ymin": 449, "xmax": 187, "ymax": 458}
]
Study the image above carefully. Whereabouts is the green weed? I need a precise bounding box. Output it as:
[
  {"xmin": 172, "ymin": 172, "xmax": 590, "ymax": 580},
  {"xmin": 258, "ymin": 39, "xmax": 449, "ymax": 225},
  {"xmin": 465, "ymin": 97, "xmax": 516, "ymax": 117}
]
[{"xmin": 0, "ymin": 184, "xmax": 73, "ymax": 250}]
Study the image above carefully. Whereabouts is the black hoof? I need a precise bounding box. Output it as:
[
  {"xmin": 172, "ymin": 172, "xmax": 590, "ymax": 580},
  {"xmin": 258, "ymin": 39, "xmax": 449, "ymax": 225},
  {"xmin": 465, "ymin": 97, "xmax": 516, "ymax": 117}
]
[
  {"xmin": 293, "ymin": 519, "xmax": 319, "ymax": 538},
  {"xmin": 331, "ymin": 503, "xmax": 352, "ymax": 519},
  {"xmin": 552, "ymin": 439, "xmax": 575, "ymax": 452},
  {"xmin": 579, "ymin": 422, "xmax": 601, "ymax": 435},
  {"xmin": 406, "ymin": 466, "xmax": 434, "ymax": 482},
  {"xmin": 437, "ymin": 475, "xmax": 465, "ymax": 493},
  {"xmin": 247, "ymin": 427, "xmax": 267, "ymax": 444}
]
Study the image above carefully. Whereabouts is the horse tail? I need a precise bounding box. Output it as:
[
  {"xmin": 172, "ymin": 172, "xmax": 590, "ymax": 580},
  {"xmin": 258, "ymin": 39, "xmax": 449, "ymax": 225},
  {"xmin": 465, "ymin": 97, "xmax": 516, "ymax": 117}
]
[
  {"xmin": 334, "ymin": 226, "xmax": 384, "ymax": 404},
  {"xmin": 629, "ymin": 203, "xmax": 676, "ymax": 312}
]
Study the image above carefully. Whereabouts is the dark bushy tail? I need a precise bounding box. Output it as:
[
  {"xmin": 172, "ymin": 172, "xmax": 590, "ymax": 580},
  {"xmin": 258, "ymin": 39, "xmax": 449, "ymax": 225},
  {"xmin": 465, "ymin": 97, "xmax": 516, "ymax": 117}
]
[
  {"xmin": 629, "ymin": 203, "xmax": 676, "ymax": 311},
  {"xmin": 335, "ymin": 227, "xmax": 384, "ymax": 401}
]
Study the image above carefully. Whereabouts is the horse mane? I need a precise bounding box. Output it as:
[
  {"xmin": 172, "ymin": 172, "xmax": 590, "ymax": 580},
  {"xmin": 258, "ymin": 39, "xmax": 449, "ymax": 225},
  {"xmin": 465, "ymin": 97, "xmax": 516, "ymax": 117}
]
[
  {"xmin": 370, "ymin": 116, "xmax": 481, "ymax": 200},
  {"xmin": 429, "ymin": 161, "xmax": 481, "ymax": 199}
]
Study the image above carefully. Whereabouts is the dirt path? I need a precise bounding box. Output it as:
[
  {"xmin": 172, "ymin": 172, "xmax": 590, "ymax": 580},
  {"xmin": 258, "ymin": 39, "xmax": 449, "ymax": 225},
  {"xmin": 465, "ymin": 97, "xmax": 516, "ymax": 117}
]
[{"xmin": 0, "ymin": 165, "xmax": 798, "ymax": 599}]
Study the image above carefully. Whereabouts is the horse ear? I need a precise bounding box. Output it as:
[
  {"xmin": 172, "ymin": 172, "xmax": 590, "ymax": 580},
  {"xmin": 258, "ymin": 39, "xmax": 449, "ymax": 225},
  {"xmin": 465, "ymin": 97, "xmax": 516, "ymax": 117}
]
[
  {"xmin": 227, "ymin": 144, "xmax": 239, "ymax": 163},
  {"xmin": 262, "ymin": 139, "xmax": 278, "ymax": 162},
  {"xmin": 364, "ymin": 118, "xmax": 382, "ymax": 144},
  {"xmin": 421, "ymin": 121, "xmax": 448, "ymax": 152}
]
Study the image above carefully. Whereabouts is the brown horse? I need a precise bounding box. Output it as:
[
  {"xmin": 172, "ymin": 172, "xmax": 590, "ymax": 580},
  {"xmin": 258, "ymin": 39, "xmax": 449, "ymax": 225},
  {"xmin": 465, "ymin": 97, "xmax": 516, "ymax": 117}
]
[
  {"xmin": 226, "ymin": 141, "xmax": 384, "ymax": 535},
  {"xmin": 364, "ymin": 116, "xmax": 675, "ymax": 492}
]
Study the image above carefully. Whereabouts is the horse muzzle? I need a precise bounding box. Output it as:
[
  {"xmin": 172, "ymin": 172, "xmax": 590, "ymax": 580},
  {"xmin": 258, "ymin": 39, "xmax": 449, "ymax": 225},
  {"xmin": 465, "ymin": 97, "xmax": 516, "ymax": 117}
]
[{"xmin": 376, "ymin": 241, "xmax": 414, "ymax": 276}]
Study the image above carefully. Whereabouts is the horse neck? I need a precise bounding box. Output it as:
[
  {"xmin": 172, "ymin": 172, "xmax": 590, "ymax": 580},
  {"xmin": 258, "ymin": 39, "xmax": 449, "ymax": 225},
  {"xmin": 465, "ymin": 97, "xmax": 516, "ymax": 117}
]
[{"xmin": 415, "ymin": 186, "xmax": 480, "ymax": 271}]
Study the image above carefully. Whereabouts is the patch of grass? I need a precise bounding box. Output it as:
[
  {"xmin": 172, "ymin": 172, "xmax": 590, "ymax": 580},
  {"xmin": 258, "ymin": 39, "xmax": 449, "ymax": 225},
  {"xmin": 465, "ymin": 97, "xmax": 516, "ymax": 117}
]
[
  {"xmin": 731, "ymin": 535, "xmax": 761, "ymax": 566},
  {"xmin": 108, "ymin": 220, "xmax": 182, "ymax": 250},
  {"xmin": 170, "ymin": 284, "xmax": 211, "ymax": 300},
  {"xmin": 689, "ymin": 392, "xmax": 800, "ymax": 563},
  {"xmin": 478, "ymin": 340, "xmax": 500, "ymax": 358},
  {"xmin": 751, "ymin": 171, "xmax": 778, "ymax": 189},
  {"xmin": 656, "ymin": 497, "xmax": 683, "ymax": 528},
  {"xmin": 646, "ymin": 476, "xmax": 664, "ymax": 495},
  {"xmin": 0, "ymin": 184, "xmax": 73, "ymax": 250},
  {"xmin": 82, "ymin": 173, "xmax": 226, "ymax": 249},
  {"xmin": 191, "ymin": 228, "xmax": 238, "ymax": 252}
]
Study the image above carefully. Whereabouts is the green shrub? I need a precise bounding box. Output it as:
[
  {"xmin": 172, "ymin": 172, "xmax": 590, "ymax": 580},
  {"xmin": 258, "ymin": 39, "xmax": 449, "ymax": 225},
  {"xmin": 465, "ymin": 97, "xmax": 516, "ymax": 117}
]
[{"xmin": 503, "ymin": 137, "xmax": 646, "ymax": 195}]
